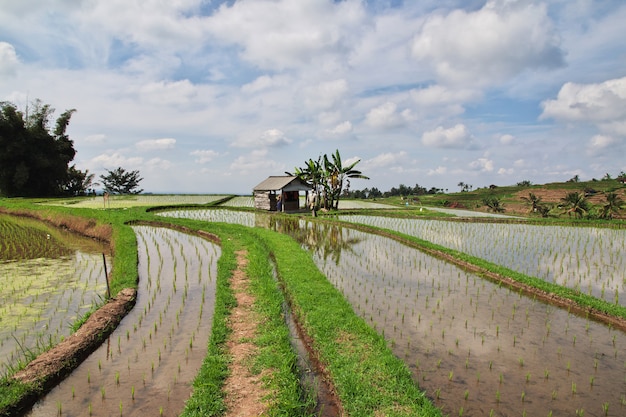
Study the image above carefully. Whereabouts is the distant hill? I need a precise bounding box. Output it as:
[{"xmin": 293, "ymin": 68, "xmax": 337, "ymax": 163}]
[{"xmin": 416, "ymin": 178, "xmax": 626, "ymax": 219}]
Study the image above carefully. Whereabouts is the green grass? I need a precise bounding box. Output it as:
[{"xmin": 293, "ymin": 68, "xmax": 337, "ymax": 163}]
[
  {"xmin": 252, "ymin": 227, "xmax": 443, "ymax": 416},
  {"xmin": 177, "ymin": 220, "xmax": 311, "ymax": 416}
]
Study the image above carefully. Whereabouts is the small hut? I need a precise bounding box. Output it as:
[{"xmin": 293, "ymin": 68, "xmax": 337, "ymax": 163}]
[{"xmin": 253, "ymin": 176, "xmax": 311, "ymax": 212}]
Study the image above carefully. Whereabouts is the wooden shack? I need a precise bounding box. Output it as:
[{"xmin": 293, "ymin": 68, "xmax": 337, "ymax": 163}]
[{"xmin": 253, "ymin": 176, "xmax": 311, "ymax": 212}]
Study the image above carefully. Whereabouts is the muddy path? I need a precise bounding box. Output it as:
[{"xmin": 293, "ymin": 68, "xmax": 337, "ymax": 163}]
[{"xmin": 22, "ymin": 226, "xmax": 220, "ymax": 417}]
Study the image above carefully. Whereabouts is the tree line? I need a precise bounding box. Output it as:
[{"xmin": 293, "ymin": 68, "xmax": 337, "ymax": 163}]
[{"xmin": 0, "ymin": 100, "xmax": 143, "ymax": 197}]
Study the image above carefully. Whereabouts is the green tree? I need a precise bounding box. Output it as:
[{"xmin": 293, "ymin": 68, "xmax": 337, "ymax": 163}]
[
  {"xmin": 600, "ymin": 192, "xmax": 624, "ymax": 220},
  {"xmin": 63, "ymin": 166, "xmax": 96, "ymax": 196},
  {"xmin": 0, "ymin": 100, "xmax": 83, "ymax": 197},
  {"xmin": 560, "ymin": 191, "xmax": 589, "ymax": 218},
  {"xmin": 520, "ymin": 192, "xmax": 543, "ymax": 215},
  {"xmin": 482, "ymin": 196, "xmax": 505, "ymax": 213},
  {"xmin": 100, "ymin": 167, "xmax": 144, "ymax": 195},
  {"xmin": 323, "ymin": 149, "xmax": 369, "ymax": 209}
]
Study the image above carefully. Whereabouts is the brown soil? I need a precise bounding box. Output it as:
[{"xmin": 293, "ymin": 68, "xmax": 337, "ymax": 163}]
[
  {"xmin": 506, "ymin": 187, "xmax": 626, "ymax": 217},
  {"xmin": 222, "ymin": 250, "xmax": 273, "ymax": 416}
]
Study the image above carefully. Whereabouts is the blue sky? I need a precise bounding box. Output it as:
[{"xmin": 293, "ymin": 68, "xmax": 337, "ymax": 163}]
[{"xmin": 1, "ymin": 0, "xmax": 625, "ymax": 194}]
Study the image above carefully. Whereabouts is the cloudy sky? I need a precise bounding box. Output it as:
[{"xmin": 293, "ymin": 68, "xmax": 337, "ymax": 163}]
[{"xmin": 1, "ymin": 0, "xmax": 625, "ymax": 194}]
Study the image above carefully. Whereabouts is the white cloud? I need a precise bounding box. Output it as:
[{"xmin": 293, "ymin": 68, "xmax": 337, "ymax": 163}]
[
  {"xmin": 83, "ymin": 134, "xmax": 107, "ymax": 144},
  {"xmin": 303, "ymin": 79, "xmax": 348, "ymax": 110},
  {"xmin": 138, "ymin": 80, "xmax": 198, "ymax": 106},
  {"xmin": 422, "ymin": 124, "xmax": 472, "ymax": 148},
  {"xmin": 540, "ymin": 76, "xmax": 626, "ymax": 123},
  {"xmin": 136, "ymin": 138, "xmax": 176, "ymax": 151},
  {"xmin": 427, "ymin": 166, "xmax": 448, "ymax": 176},
  {"xmin": 206, "ymin": 0, "xmax": 366, "ymax": 70},
  {"xmin": 232, "ymin": 129, "xmax": 292, "ymax": 148},
  {"xmin": 410, "ymin": 85, "xmax": 480, "ymax": 114},
  {"xmin": 241, "ymin": 75, "xmax": 282, "ymax": 94},
  {"xmin": 145, "ymin": 157, "xmax": 173, "ymax": 170},
  {"xmin": 0, "ymin": 42, "xmax": 19, "ymax": 77},
  {"xmin": 230, "ymin": 149, "xmax": 283, "ymax": 175},
  {"xmin": 191, "ymin": 149, "xmax": 219, "ymax": 164},
  {"xmin": 499, "ymin": 134, "xmax": 515, "ymax": 145},
  {"xmin": 412, "ymin": 0, "xmax": 564, "ymax": 86},
  {"xmin": 325, "ymin": 121, "xmax": 353, "ymax": 135},
  {"xmin": 365, "ymin": 102, "xmax": 403, "ymax": 129},
  {"xmin": 90, "ymin": 152, "xmax": 144, "ymax": 169},
  {"xmin": 362, "ymin": 151, "xmax": 408, "ymax": 169},
  {"xmin": 469, "ymin": 157, "xmax": 495, "ymax": 172}
]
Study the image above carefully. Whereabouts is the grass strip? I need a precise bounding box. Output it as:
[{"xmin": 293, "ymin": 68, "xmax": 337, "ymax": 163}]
[
  {"xmin": 176, "ymin": 220, "xmax": 310, "ymax": 416},
  {"xmin": 251, "ymin": 227, "xmax": 443, "ymax": 417}
]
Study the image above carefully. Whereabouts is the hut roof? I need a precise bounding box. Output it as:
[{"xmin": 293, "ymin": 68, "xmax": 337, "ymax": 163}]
[{"xmin": 253, "ymin": 176, "xmax": 311, "ymax": 192}]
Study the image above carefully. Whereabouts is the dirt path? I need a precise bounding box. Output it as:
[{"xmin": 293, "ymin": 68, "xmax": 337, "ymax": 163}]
[{"xmin": 222, "ymin": 250, "xmax": 273, "ymax": 416}]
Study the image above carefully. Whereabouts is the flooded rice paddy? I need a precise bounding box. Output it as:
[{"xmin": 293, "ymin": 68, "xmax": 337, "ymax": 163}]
[
  {"xmin": 25, "ymin": 226, "xmax": 220, "ymax": 417},
  {"xmin": 340, "ymin": 215, "xmax": 626, "ymax": 306},
  {"xmin": 162, "ymin": 209, "xmax": 626, "ymax": 416},
  {"xmin": 0, "ymin": 215, "xmax": 109, "ymax": 376}
]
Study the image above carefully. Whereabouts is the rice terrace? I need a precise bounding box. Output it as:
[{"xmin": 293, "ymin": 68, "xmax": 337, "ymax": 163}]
[{"xmin": 1, "ymin": 179, "xmax": 626, "ymax": 417}]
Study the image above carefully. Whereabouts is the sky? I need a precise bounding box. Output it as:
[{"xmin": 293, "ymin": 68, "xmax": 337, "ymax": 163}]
[{"xmin": 1, "ymin": 0, "xmax": 625, "ymax": 194}]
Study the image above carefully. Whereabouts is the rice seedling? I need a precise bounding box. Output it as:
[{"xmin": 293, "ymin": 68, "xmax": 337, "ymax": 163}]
[{"xmin": 21, "ymin": 226, "xmax": 221, "ymax": 416}]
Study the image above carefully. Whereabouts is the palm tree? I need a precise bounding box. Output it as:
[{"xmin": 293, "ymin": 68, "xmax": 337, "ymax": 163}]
[
  {"xmin": 482, "ymin": 196, "xmax": 505, "ymax": 213},
  {"xmin": 600, "ymin": 192, "xmax": 624, "ymax": 219},
  {"xmin": 560, "ymin": 192, "xmax": 589, "ymax": 218},
  {"xmin": 324, "ymin": 149, "xmax": 369, "ymax": 209},
  {"xmin": 520, "ymin": 192, "xmax": 542, "ymax": 214}
]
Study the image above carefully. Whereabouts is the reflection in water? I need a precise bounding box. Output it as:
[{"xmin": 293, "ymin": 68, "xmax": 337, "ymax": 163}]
[
  {"xmin": 157, "ymin": 209, "xmax": 626, "ymax": 416},
  {"xmin": 25, "ymin": 227, "xmax": 220, "ymax": 417}
]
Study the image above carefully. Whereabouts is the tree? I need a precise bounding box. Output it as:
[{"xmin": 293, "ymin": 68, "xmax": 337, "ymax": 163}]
[
  {"xmin": 323, "ymin": 149, "xmax": 369, "ymax": 209},
  {"xmin": 288, "ymin": 156, "xmax": 324, "ymax": 215},
  {"xmin": 291, "ymin": 149, "xmax": 369, "ymax": 212},
  {"xmin": 100, "ymin": 167, "xmax": 143, "ymax": 195},
  {"xmin": 482, "ymin": 196, "xmax": 505, "ymax": 213},
  {"xmin": 63, "ymin": 165, "xmax": 96, "ymax": 196},
  {"xmin": 560, "ymin": 192, "xmax": 589, "ymax": 218},
  {"xmin": 521, "ymin": 192, "xmax": 542, "ymax": 214},
  {"xmin": 0, "ymin": 100, "xmax": 85, "ymax": 197},
  {"xmin": 600, "ymin": 192, "xmax": 624, "ymax": 220}
]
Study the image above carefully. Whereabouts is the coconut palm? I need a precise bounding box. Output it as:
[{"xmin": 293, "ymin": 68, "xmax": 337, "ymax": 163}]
[
  {"xmin": 482, "ymin": 196, "xmax": 505, "ymax": 213},
  {"xmin": 520, "ymin": 192, "xmax": 542, "ymax": 214},
  {"xmin": 600, "ymin": 192, "xmax": 624, "ymax": 219},
  {"xmin": 560, "ymin": 192, "xmax": 589, "ymax": 218}
]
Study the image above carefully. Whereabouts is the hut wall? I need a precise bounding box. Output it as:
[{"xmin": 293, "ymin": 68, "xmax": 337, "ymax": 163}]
[{"xmin": 254, "ymin": 191, "xmax": 277, "ymax": 211}]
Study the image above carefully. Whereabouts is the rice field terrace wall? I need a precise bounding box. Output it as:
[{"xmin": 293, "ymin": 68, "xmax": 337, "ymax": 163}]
[
  {"xmin": 339, "ymin": 216, "xmax": 626, "ymax": 306},
  {"xmin": 0, "ymin": 214, "xmax": 109, "ymax": 376},
  {"xmin": 24, "ymin": 226, "xmax": 220, "ymax": 417}
]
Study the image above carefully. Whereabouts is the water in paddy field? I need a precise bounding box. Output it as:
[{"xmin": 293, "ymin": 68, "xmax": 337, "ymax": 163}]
[
  {"xmin": 283, "ymin": 220, "xmax": 626, "ymax": 417},
  {"xmin": 340, "ymin": 215, "xmax": 626, "ymax": 306},
  {"xmin": 152, "ymin": 209, "xmax": 626, "ymax": 416},
  {"xmin": 0, "ymin": 215, "xmax": 110, "ymax": 376},
  {"xmin": 25, "ymin": 226, "xmax": 220, "ymax": 417}
]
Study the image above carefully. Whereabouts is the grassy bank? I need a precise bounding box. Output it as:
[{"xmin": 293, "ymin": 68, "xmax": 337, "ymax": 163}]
[{"xmin": 251, "ymin": 226, "xmax": 442, "ymax": 417}]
